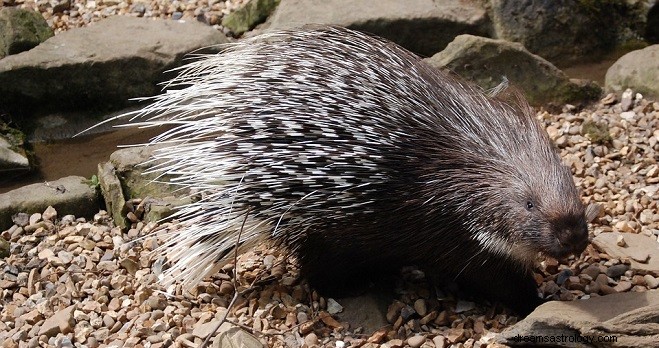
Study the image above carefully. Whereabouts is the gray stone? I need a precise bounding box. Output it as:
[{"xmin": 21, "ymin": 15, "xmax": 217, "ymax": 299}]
[
  {"xmin": 0, "ymin": 176, "xmax": 99, "ymax": 230},
  {"xmin": 498, "ymin": 290, "xmax": 659, "ymax": 347},
  {"xmin": 0, "ymin": 7, "xmax": 53, "ymax": 57},
  {"xmin": 326, "ymin": 298, "xmax": 343, "ymax": 315},
  {"xmin": 0, "ymin": 16, "xmax": 227, "ymax": 113},
  {"xmin": 425, "ymin": 34, "xmax": 601, "ymax": 107},
  {"xmin": 593, "ymin": 232, "xmax": 659, "ymax": 275},
  {"xmin": 605, "ymin": 45, "xmax": 659, "ymax": 100},
  {"xmin": 335, "ymin": 294, "xmax": 389, "ymax": 334},
  {"xmin": 0, "ymin": 134, "xmax": 29, "ymax": 173},
  {"xmin": 488, "ymin": 0, "xmax": 646, "ymax": 66},
  {"xmin": 97, "ymin": 161, "xmax": 128, "ymax": 230},
  {"xmin": 215, "ymin": 327, "xmax": 264, "ymax": 348},
  {"xmin": 265, "ymin": 0, "xmax": 489, "ymax": 57},
  {"xmin": 606, "ymin": 264, "xmax": 630, "ymax": 278}
]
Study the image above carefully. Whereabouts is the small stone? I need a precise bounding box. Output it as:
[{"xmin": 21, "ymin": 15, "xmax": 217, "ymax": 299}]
[
  {"xmin": 367, "ymin": 328, "xmax": 387, "ymax": 343},
  {"xmin": 413, "ymin": 299, "xmax": 427, "ymax": 316},
  {"xmin": 219, "ymin": 281, "xmax": 234, "ymax": 295},
  {"xmin": 556, "ymin": 269, "xmax": 573, "ymax": 285},
  {"xmin": 42, "ymin": 206, "xmax": 58, "ymax": 221},
  {"xmin": 326, "ymin": 298, "xmax": 343, "ymax": 314},
  {"xmin": 119, "ymin": 258, "xmax": 139, "ymax": 275},
  {"xmin": 606, "ymin": 264, "xmax": 629, "ymax": 278},
  {"xmin": 386, "ymin": 301, "xmax": 405, "ymax": 323},
  {"xmin": 304, "ymin": 332, "xmax": 318, "ymax": 346},
  {"xmin": 263, "ymin": 254, "xmax": 276, "ymax": 268},
  {"xmin": 454, "ymin": 300, "xmax": 475, "ymax": 313},
  {"xmin": 601, "ymin": 284, "xmax": 618, "ymax": 295},
  {"xmin": 38, "ymin": 304, "xmax": 76, "ymax": 336},
  {"xmin": 616, "ymin": 235, "xmax": 626, "ymax": 247},
  {"xmin": 621, "ymin": 88, "xmax": 633, "ymax": 110},
  {"xmin": 643, "ymin": 275, "xmax": 659, "ymax": 289},
  {"xmin": 432, "ymin": 335, "xmax": 447, "ymax": 348},
  {"xmin": 407, "ymin": 335, "xmax": 425, "ymax": 348},
  {"xmin": 29, "ymin": 213, "xmax": 42, "ymax": 225},
  {"xmin": 601, "ymin": 93, "xmax": 616, "ymax": 105},
  {"xmin": 383, "ymin": 339, "xmax": 403, "ymax": 348},
  {"xmin": 318, "ymin": 311, "xmax": 342, "ymax": 329},
  {"xmin": 613, "ymin": 280, "xmax": 632, "ymax": 292},
  {"xmin": 447, "ymin": 328, "xmax": 465, "ymax": 343},
  {"xmin": 620, "ymin": 111, "xmax": 636, "ymax": 121},
  {"xmin": 582, "ymin": 264, "xmax": 601, "ymax": 279}
]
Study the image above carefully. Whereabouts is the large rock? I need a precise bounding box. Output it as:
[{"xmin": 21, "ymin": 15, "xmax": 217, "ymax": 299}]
[
  {"xmin": 592, "ymin": 232, "xmax": 659, "ymax": 275},
  {"xmin": 0, "ymin": 7, "xmax": 53, "ymax": 57},
  {"xmin": 498, "ymin": 290, "xmax": 659, "ymax": 347},
  {"xmin": 265, "ymin": 0, "xmax": 490, "ymax": 57},
  {"xmin": 425, "ymin": 35, "xmax": 601, "ymax": 106},
  {"xmin": 0, "ymin": 16, "xmax": 227, "ymax": 115},
  {"xmin": 488, "ymin": 0, "xmax": 647, "ymax": 67},
  {"xmin": 0, "ymin": 176, "xmax": 100, "ymax": 230},
  {"xmin": 605, "ymin": 45, "xmax": 659, "ymax": 100}
]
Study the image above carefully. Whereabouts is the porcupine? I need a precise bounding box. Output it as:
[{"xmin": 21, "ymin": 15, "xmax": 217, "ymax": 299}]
[{"xmin": 120, "ymin": 26, "xmax": 589, "ymax": 315}]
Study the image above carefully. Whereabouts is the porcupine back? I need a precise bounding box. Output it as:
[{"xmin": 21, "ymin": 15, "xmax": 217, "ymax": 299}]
[{"xmin": 126, "ymin": 26, "xmax": 587, "ymax": 314}]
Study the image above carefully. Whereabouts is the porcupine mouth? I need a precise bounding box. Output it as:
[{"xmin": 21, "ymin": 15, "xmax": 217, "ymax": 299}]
[{"xmin": 542, "ymin": 234, "xmax": 589, "ymax": 262}]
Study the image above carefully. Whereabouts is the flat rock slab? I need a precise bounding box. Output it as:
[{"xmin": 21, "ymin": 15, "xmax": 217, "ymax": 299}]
[
  {"xmin": 0, "ymin": 16, "xmax": 227, "ymax": 113},
  {"xmin": 0, "ymin": 176, "xmax": 99, "ymax": 230},
  {"xmin": 265, "ymin": 0, "xmax": 489, "ymax": 57},
  {"xmin": 592, "ymin": 232, "xmax": 659, "ymax": 275},
  {"xmin": 498, "ymin": 290, "xmax": 659, "ymax": 347}
]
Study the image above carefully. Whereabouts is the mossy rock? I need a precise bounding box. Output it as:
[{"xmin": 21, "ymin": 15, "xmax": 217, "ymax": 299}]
[
  {"xmin": 582, "ymin": 120, "xmax": 612, "ymax": 145},
  {"xmin": 0, "ymin": 7, "xmax": 54, "ymax": 57},
  {"xmin": 222, "ymin": 0, "xmax": 280, "ymax": 35}
]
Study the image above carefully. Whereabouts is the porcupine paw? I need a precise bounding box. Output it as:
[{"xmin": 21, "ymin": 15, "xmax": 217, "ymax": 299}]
[{"xmin": 483, "ymin": 272, "xmax": 543, "ymax": 317}]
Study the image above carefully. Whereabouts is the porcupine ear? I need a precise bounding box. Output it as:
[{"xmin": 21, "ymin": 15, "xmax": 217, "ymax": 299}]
[{"xmin": 487, "ymin": 77, "xmax": 533, "ymax": 116}]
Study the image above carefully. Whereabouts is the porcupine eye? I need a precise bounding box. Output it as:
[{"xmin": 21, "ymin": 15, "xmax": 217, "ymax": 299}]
[{"xmin": 525, "ymin": 200, "xmax": 535, "ymax": 211}]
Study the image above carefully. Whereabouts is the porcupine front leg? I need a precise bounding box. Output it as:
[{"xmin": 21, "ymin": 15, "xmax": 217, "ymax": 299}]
[{"xmin": 456, "ymin": 255, "xmax": 543, "ymax": 317}]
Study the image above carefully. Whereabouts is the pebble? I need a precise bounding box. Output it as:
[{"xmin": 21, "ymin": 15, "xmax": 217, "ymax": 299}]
[
  {"xmin": 606, "ymin": 264, "xmax": 629, "ymax": 278},
  {"xmin": 644, "ymin": 275, "xmax": 659, "ymax": 289},
  {"xmin": 613, "ymin": 280, "xmax": 632, "ymax": 292},
  {"xmin": 407, "ymin": 335, "xmax": 425, "ymax": 348},
  {"xmin": 304, "ymin": 332, "xmax": 319, "ymax": 346},
  {"xmin": 326, "ymin": 298, "xmax": 343, "ymax": 314},
  {"xmin": 413, "ymin": 299, "xmax": 427, "ymax": 316},
  {"xmin": 432, "ymin": 335, "xmax": 447, "ymax": 348}
]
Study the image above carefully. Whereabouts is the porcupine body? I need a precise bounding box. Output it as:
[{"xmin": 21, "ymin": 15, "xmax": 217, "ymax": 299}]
[{"xmin": 127, "ymin": 26, "xmax": 588, "ymax": 315}]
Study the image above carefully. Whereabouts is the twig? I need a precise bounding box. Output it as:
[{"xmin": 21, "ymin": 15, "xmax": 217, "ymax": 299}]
[{"xmin": 199, "ymin": 208, "xmax": 251, "ymax": 348}]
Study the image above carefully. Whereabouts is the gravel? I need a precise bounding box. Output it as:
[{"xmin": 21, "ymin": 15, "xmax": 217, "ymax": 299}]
[
  {"xmin": 12, "ymin": 0, "xmax": 249, "ymax": 34},
  {"xmin": 1, "ymin": 91, "xmax": 657, "ymax": 347}
]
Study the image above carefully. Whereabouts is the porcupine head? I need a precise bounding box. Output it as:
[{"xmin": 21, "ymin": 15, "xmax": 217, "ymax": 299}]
[{"xmin": 118, "ymin": 26, "xmax": 590, "ymax": 316}]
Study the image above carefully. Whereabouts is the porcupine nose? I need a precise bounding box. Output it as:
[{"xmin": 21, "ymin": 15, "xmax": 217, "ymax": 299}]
[{"xmin": 557, "ymin": 219, "xmax": 589, "ymax": 256}]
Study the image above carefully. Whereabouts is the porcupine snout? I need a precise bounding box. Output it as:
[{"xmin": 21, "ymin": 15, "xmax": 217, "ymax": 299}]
[{"xmin": 553, "ymin": 216, "xmax": 589, "ymax": 258}]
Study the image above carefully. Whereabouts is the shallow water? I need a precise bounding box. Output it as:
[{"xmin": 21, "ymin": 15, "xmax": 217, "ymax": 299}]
[{"xmin": 0, "ymin": 127, "xmax": 163, "ymax": 194}]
